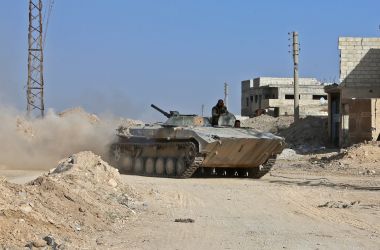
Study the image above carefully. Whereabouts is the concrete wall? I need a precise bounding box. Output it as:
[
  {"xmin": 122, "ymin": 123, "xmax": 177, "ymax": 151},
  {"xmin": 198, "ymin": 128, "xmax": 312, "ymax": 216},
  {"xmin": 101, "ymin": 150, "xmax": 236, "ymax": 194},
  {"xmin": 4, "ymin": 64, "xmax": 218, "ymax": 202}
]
[
  {"xmin": 241, "ymin": 80, "xmax": 253, "ymax": 116},
  {"xmin": 339, "ymin": 37, "xmax": 380, "ymax": 99},
  {"xmin": 371, "ymin": 99, "xmax": 380, "ymax": 140},
  {"xmin": 328, "ymin": 37, "xmax": 380, "ymax": 147}
]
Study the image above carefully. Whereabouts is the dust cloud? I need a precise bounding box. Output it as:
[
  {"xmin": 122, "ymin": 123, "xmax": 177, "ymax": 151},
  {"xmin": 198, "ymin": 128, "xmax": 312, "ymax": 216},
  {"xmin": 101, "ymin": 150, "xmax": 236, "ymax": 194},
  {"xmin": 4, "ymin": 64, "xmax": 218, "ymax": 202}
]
[{"xmin": 0, "ymin": 106, "xmax": 125, "ymax": 170}]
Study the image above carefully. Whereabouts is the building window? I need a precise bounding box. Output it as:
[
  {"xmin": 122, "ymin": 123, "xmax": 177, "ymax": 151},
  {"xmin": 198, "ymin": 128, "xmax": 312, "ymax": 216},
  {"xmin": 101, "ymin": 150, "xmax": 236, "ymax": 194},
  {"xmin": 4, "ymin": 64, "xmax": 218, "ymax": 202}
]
[
  {"xmin": 250, "ymin": 95, "xmax": 254, "ymax": 102},
  {"xmin": 246, "ymin": 97, "xmax": 249, "ymax": 107},
  {"xmin": 255, "ymin": 95, "xmax": 258, "ymax": 103},
  {"xmin": 285, "ymin": 94, "xmax": 301, "ymax": 99},
  {"xmin": 312, "ymin": 95, "xmax": 327, "ymax": 100},
  {"xmin": 285, "ymin": 95, "xmax": 294, "ymax": 99},
  {"xmin": 265, "ymin": 94, "xmax": 270, "ymax": 99}
]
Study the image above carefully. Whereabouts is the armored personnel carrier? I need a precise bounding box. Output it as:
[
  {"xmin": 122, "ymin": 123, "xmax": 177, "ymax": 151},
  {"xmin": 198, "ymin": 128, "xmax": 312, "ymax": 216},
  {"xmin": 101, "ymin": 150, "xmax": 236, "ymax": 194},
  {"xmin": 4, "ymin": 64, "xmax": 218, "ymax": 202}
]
[{"xmin": 110, "ymin": 104, "xmax": 285, "ymax": 178}]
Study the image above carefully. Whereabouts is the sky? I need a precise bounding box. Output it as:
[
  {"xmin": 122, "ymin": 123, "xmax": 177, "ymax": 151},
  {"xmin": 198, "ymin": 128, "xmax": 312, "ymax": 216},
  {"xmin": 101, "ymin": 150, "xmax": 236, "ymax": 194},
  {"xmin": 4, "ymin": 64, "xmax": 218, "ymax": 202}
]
[{"xmin": 0, "ymin": 0, "xmax": 379, "ymax": 121}]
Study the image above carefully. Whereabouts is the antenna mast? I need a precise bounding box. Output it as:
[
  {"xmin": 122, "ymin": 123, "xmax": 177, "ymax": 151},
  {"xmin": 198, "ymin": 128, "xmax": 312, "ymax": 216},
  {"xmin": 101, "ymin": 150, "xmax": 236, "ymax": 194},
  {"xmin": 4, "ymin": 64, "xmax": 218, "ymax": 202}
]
[{"xmin": 27, "ymin": 0, "xmax": 45, "ymax": 117}]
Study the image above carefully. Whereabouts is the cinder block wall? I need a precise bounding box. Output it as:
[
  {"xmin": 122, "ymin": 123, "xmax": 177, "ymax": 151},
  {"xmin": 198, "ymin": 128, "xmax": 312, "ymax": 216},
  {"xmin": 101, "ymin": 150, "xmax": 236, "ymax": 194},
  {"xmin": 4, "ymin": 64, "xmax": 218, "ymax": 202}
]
[{"xmin": 339, "ymin": 37, "xmax": 380, "ymax": 90}]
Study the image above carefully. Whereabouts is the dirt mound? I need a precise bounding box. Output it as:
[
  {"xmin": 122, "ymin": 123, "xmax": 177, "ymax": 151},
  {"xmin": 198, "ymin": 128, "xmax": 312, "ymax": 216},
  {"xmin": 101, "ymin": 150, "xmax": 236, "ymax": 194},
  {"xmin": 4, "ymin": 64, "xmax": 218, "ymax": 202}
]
[
  {"xmin": 306, "ymin": 142, "xmax": 380, "ymax": 176},
  {"xmin": 0, "ymin": 151, "xmax": 141, "ymax": 249},
  {"xmin": 58, "ymin": 107, "xmax": 100, "ymax": 124},
  {"xmin": 279, "ymin": 116, "xmax": 328, "ymax": 151},
  {"xmin": 338, "ymin": 142, "xmax": 380, "ymax": 163},
  {"xmin": 241, "ymin": 115, "xmax": 328, "ymax": 152},
  {"xmin": 240, "ymin": 115, "xmax": 293, "ymax": 133}
]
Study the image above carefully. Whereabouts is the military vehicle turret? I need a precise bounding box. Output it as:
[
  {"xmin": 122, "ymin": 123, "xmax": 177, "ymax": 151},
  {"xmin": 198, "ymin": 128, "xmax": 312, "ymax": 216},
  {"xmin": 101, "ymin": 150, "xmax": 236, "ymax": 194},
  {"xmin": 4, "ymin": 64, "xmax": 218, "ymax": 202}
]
[{"xmin": 110, "ymin": 104, "xmax": 285, "ymax": 178}]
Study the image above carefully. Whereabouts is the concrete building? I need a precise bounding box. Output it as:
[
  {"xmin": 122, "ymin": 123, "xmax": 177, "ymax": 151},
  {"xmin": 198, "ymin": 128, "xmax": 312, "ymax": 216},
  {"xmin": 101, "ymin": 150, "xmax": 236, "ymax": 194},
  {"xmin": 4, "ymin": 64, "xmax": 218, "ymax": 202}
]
[
  {"xmin": 241, "ymin": 77, "xmax": 327, "ymax": 117},
  {"xmin": 325, "ymin": 37, "xmax": 380, "ymax": 147}
]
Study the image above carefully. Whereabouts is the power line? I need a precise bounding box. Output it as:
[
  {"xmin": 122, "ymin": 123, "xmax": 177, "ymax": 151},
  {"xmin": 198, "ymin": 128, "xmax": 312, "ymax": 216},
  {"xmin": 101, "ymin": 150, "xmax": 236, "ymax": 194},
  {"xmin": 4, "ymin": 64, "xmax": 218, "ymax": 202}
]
[{"xmin": 43, "ymin": 0, "xmax": 54, "ymax": 47}]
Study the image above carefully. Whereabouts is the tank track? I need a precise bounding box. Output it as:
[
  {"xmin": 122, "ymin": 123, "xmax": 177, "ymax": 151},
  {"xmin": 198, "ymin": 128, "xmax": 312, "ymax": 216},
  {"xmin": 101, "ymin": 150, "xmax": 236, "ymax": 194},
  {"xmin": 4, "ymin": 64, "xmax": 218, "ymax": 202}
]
[
  {"xmin": 193, "ymin": 156, "xmax": 276, "ymax": 179},
  {"xmin": 110, "ymin": 141, "xmax": 203, "ymax": 178},
  {"xmin": 110, "ymin": 140, "xmax": 276, "ymax": 179},
  {"xmin": 251, "ymin": 157, "xmax": 276, "ymax": 178}
]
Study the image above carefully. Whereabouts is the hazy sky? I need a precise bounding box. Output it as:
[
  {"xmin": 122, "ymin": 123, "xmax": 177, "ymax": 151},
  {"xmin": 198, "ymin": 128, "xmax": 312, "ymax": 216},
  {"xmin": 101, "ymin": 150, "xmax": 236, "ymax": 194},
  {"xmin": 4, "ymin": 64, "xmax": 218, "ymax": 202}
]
[{"xmin": 0, "ymin": 0, "xmax": 379, "ymax": 120}]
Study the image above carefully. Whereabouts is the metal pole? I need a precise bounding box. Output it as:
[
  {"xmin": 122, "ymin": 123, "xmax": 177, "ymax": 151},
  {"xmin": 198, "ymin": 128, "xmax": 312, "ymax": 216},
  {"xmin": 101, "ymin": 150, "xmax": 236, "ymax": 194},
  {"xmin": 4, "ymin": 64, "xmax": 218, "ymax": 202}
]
[
  {"xmin": 224, "ymin": 82, "xmax": 228, "ymax": 109},
  {"xmin": 201, "ymin": 104, "xmax": 204, "ymax": 116},
  {"xmin": 292, "ymin": 32, "xmax": 299, "ymax": 121}
]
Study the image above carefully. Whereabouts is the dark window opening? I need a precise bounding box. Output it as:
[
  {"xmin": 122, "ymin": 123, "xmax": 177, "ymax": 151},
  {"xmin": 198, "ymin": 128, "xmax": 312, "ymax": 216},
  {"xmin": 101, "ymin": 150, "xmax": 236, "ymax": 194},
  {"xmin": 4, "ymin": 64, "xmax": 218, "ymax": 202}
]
[
  {"xmin": 246, "ymin": 97, "xmax": 249, "ymax": 107},
  {"xmin": 265, "ymin": 94, "xmax": 270, "ymax": 99},
  {"xmin": 255, "ymin": 95, "xmax": 258, "ymax": 103},
  {"xmin": 285, "ymin": 95, "xmax": 294, "ymax": 99},
  {"xmin": 285, "ymin": 94, "xmax": 301, "ymax": 99},
  {"xmin": 250, "ymin": 96, "xmax": 254, "ymax": 102},
  {"xmin": 272, "ymin": 94, "xmax": 275, "ymax": 98},
  {"xmin": 312, "ymin": 95, "xmax": 327, "ymax": 100}
]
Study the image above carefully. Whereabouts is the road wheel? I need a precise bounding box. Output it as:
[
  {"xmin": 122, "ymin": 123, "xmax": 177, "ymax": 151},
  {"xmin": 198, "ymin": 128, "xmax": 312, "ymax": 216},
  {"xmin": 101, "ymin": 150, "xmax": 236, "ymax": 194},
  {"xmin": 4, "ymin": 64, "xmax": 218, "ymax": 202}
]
[
  {"xmin": 145, "ymin": 157, "xmax": 155, "ymax": 175},
  {"xmin": 121, "ymin": 156, "xmax": 133, "ymax": 173},
  {"xmin": 165, "ymin": 158, "xmax": 175, "ymax": 176},
  {"xmin": 134, "ymin": 157, "xmax": 144, "ymax": 174},
  {"xmin": 155, "ymin": 157, "xmax": 165, "ymax": 176}
]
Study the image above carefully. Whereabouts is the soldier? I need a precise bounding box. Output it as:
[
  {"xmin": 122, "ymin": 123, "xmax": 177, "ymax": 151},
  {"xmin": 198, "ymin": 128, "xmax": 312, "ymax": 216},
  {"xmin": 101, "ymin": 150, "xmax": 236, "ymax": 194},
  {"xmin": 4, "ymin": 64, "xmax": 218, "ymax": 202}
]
[{"xmin": 211, "ymin": 99, "xmax": 228, "ymax": 126}]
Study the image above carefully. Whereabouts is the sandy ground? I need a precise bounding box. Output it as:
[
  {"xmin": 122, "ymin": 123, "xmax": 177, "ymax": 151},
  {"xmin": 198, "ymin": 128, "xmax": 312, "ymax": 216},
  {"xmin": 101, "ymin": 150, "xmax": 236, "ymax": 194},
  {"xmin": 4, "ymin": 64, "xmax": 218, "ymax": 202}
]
[
  {"xmin": 112, "ymin": 172, "xmax": 379, "ymax": 250},
  {"xmin": 3, "ymin": 165, "xmax": 379, "ymax": 250}
]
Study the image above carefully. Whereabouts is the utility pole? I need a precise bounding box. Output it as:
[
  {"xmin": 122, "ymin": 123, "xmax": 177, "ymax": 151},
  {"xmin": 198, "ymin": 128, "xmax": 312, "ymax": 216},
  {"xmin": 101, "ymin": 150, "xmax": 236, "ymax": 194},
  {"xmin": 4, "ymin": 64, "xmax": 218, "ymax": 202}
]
[
  {"xmin": 201, "ymin": 104, "xmax": 204, "ymax": 116},
  {"xmin": 291, "ymin": 31, "xmax": 300, "ymax": 121},
  {"xmin": 224, "ymin": 82, "xmax": 229, "ymax": 109},
  {"xmin": 27, "ymin": 0, "xmax": 45, "ymax": 117}
]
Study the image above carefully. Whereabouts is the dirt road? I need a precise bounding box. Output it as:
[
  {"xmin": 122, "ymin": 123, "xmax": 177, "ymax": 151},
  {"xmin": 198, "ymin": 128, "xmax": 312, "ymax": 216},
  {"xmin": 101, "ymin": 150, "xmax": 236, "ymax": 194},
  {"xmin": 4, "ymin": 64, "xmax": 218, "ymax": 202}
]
[
  {"xmin": 2, "ymin": 168, "xmax": 379, "ymax": 249},
  {"xmin": 101, "ymin": 172, "xmax": 379, "ymax": 250}
]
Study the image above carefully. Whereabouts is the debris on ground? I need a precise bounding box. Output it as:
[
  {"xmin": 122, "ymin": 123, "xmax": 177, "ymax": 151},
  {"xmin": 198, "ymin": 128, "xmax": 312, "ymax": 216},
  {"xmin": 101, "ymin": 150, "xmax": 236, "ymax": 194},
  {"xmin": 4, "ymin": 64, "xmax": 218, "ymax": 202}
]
[
  {"xmin": 304, "ymin": 142, "xmax": 380, "ymax": 176},
  {"xmin": 0, "ymin": 151, "xmax": 141, "ymax": 249},
  {"xmin": 330, "ymin": 141, "xmax": 380, "ymax": 164},
  {"xmin": 318, "ymin": 200, "xmax": 360, "ymax": 209},
  {"xmin": 174, "ymin": 218, "xmax": 195, "ymax": 223}
]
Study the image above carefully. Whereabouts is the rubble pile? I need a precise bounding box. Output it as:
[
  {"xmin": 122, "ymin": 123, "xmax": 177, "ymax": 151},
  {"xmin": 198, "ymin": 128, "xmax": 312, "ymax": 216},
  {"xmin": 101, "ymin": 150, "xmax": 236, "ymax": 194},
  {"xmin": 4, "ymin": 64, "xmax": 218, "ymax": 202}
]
[
  {"xmin": 328, "ymin": 142, "xmax": 380, "ymax": 175},
  {"xmin": 279, "ymin": 116, "xmax": 328, "ymax": 151},
  {"xmin": 241, "ymin": 115, "xmax": 328, "ymax": 151},
  {"xmin": 240, "ymin": 115, "xmax": 293, "ymax": 133},
  {"xmin": 307, "ymin": 142, "xmax": 380, "ymax": 175},
  {"xmin": 336, "ymin": 141, "xmax": 380, "ymax": 163},
  {"xmin": 0, "ymin": 152, "xmax": 140, "ymax": 249}
]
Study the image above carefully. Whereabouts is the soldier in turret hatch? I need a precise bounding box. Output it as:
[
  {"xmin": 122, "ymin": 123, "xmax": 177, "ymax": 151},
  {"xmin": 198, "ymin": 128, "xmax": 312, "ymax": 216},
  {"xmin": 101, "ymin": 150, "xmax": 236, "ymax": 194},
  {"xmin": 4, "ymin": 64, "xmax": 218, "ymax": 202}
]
[{"xmin": 211, "ymin": 99, "xmax": 228, "ymax": 126}]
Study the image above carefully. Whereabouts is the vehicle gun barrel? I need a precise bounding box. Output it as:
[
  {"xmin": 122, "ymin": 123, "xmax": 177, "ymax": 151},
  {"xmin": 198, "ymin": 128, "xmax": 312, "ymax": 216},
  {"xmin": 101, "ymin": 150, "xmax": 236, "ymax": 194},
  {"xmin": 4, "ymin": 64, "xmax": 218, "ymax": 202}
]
[{"xmin": 151, "ymin": 104, "xmax": 171, "ymax": 118}]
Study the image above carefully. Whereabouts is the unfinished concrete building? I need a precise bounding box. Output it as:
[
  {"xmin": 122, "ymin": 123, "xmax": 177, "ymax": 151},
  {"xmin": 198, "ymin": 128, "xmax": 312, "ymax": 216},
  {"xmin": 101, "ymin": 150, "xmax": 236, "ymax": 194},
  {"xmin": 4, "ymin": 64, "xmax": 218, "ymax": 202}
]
[
  {"xmin": 325, "ymin": 37, "xmax": 380, "ymax": 146},
  {"xmin": 241, "ymin": 77, "xmax": 327, "ymax": 117}
]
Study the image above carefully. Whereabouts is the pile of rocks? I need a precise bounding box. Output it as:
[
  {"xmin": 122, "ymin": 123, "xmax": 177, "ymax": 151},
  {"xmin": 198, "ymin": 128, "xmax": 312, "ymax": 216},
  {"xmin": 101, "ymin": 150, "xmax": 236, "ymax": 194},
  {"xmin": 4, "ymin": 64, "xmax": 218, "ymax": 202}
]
[{"xmin": 0, "ymin": 151, "xmax": 141, "ymax": 249}]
